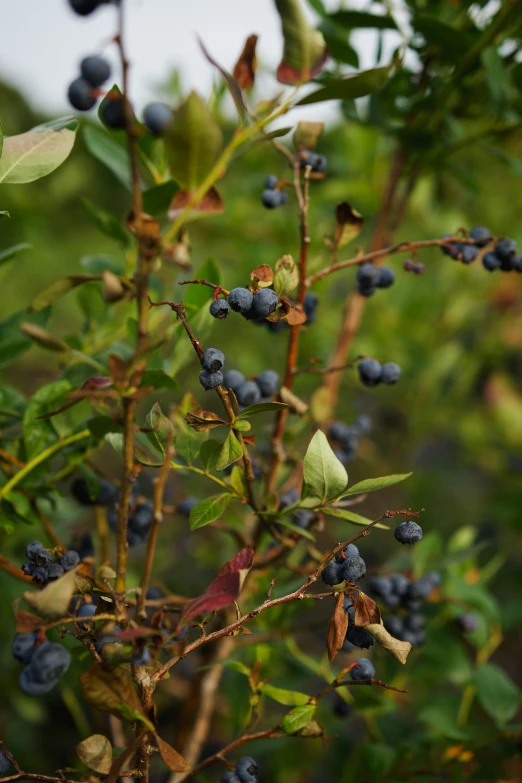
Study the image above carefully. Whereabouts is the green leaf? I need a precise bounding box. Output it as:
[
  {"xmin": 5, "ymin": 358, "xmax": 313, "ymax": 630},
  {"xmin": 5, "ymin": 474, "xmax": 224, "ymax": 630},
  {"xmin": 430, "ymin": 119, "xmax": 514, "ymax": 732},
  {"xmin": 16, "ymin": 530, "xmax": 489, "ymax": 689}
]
[
  {"xmin": 0, "ymin": 307, "xmax": 51, "ymax": 368},
  {"xmin": 216, "ymin": 430, "xmax": 243, "ymax": 471},
  {"xmin": 273, "ymin": 254, "xmax": 299, "ymax": 296},
  {"xmin": 275, "ymin": 0, "xmax": 327, "ymax": 85},
  {"xmin": 182, "ymin": 259, "xmax": 221, "ymax": 312},
  {"xmin": 105, "ymin": 432, "xmax": 123, "ymax": 456},
  {"xmin": 236, "ymin": 401, "xmax": 290, "ymax": 419},
  {"xmin": 275, "ymin": 514, "xmax": 316, "ymax": 541},
  {"xmin": 282, "ymin": 703, "xmax": 316, "ymax": 734},
  {"xmin": 175, "ymin": 419, "xmax": 203, "ymax": 466},
  {"xmin": 141, "ymin": 370, "xmax": 178, "ymax": 392},
  {"xmin": 229, "ymin": 465, "xmax": 247, "ymax": 498},
  {"xmin": 145, "ymin": 402, "xmax": 173, "ymax": 454},
  {"xmin": 233, "ymin": 419, "xmax": 251, "ymax": 432},
  {"xmin": 30, "ymin": 274, "xmax": 99, "ymax": 312},
  {"xmin": 143, "ymin": 181, "xmax": 178, "ymax": 217},
  {"xmin": 303, "ymin": 430, "xmax": 348, "ymax": 502},
  {"xmin": 80, "ymin": 254, "xmax": 124, "ymax": 275},
  {"xmin": 0, "ymin": 242, "xmax": 31, "ymax": 267},
  {"xmin": 473, "ymin": 664, "xmax": 520, "ymax": 724},
  {"xmin": 329, "ymin": 10, "xmax": 397, "ymax": 30},
  {"xmin": 341, "ymin": 473, "xmax": 412, "ymax": 497},
  {"xmin": 0, "ymin": 211, "xmax": 9, "ymax": 218},
  {"xmin": 297, "ymin": 62, "xmax": 395, "ymax": 105},
  {"xmin": 414, "ymin": 14, "xmax": 472, "ymax": 60},
  {"xmin": 164, "ymin": 92, "xmax": 223, "ymax": 191},
  {"xmin": 22, "ymin": 380, "xmax": 71, "ymax": 460},
  {"xmin": 189, "ymin": 493, "xmax": 231, "ymax": 530},
  {"xmin": 199, "ymin": 439, "xmax": 222, "ymax": 471},
  {"xmin": 322, "ymin": 507, "xmax": 389, "ymax": 530},
  {"xmin": 0, "ymin": 117, "xmax": 77, "ymax": 183},
  {"xmin": 82, "ymin": 198, "xmax": 131, "ymax": 248},
  {"xmin": 260, "ymin": 684, "xmax": 310, "ymax": 706},
  {"xmin": 88, "ymin": 416, "xmax": 123, "ymax": 442},
  {"xmin": 83, "ymin": 125, "xmax": 132, "ymax": 191}
]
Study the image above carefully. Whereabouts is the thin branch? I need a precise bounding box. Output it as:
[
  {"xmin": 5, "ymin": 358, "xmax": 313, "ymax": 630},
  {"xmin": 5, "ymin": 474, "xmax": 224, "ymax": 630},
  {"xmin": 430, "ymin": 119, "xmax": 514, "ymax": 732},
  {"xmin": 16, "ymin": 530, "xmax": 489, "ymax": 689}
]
[
  {"xmin": 0, "ymin": 555, "xmax": 33, "ymax": 584},
  {"xmin": 178, "ymin": 279, "xmax": 229, "ymax": 295},
  {"xmin": 293, "ymin": 356, "xmax": 363, "ymax": 376}
]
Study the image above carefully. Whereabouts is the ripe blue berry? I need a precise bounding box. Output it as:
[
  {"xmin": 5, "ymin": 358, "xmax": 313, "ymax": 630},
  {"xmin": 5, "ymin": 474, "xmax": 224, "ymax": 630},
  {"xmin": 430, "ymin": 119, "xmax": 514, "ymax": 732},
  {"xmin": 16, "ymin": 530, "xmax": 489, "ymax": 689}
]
[
  {"xmin": 77, "ymin": 603, "xmax": 97, "ymax": 629},
  {"xmin": 19, "ymin": 668, "xmax": 56, "ymax": 696},
  {"xmin": 337, "ymin": 542, "xmax": 360, "ymax": 561},
  {"xmin": 178, "ymin": 496, "xmax": 198, "ymax": 517},
  {"xmin": 69, "ymin": 0, "xmax": 100, "ymax": 16},
  {"xmin": 394, "ymin": 520, "xmax": 423, "ymax": 545},
  {"xmin": 68, "ymin": 77, "xmax": 96, "ymax": 111},
  {"xmin": 252, "ymin": 288, "xmax": 279, "ymax": 318},
  {"xmin": 12, "ymin": 632, "xmax": 39, "ymax": 664},
  {"xmin": 358, "ymin": 358, "xmax": 382, "ymax": 387},
  {"xmin": 482, "ymin": 252, "xmax": 500, "ymax": 272},
  {"xmin": 384, "ymin": 615, "xmax": 403, "ymax": 637},
  {"xmin": 356, "ymin": 263, "xmax": 379, "ymax": 288},
  {"xmin": 201, "ymin": 348, "xmax": 225, "ymax": 372},
  {"xmin": 314, "ymin": 154, "xmax": 327, "ymax": 172},
  {"xmin": 461, "ymin": 245, "xmax": 478, "ymax": 264},
  {"xmin": 279, "ymin": 488, "xmax": 299, "ymax": 508},
  {"xmin": 235, "ymin": 757, "xmax": 258, "ymax": 783},
  {"xmin": 389, "ymin": 573, "xmax": 410, "ymax": 596},
  {"xmin": 469, "ymin": 226, "xmax": 491, "ymax": 247},
  {"xmin": 220, "ymin": 773, "xmax": 240, "ymax": 783},
  {"xmin": 32, "ymin": 566, "xmax": 49, "ymax": 584},
  {"xmin": 256, "ymin": 370, "xmax": 279, "ymax": 397},
  {"xmin": 210, "ymin": 299, "xmax": 230, "ymax": 319},
  {"xmin": 264, "ymin": 174, "xmax": 278, "ymax": 189},
  {"xmin": 223, "ymin": 369, "xmax": 245, "ymax": 391},
  {"xmin": 456, "ymin": 613, "xmax": 478, "ymax": 633},
  {"xmin": 513, "ymin": 255, "xmax": 522, "ymax": 272},
  {"xmin": 61, "ymin": 550, "xmax": 80, "ymax": 570},
  {"xmin": 322, "ymin": 561, "xmax": 343, "ymax": 586},
  {"xmin": 47, "ymin": 562, "xmax": 65, "ymax": 580},
  {"xmin": 303, "ymin": 291, "xmax": 319, "ymax": 323},
  {"xmin": 26, "ymin": 541, "xmax": 45, "ymax": 561},
  {"xmin": 228, "ymin": 288, "xmax": 253, "ymax": 314},
  {"xmin": 350, "ymin": 658, "xmax": 375, "ymax": 681},
  {"xmin": 131, "ymin": 648, "xmax": 151, "ymax": 666},
  {"xmin": 129, "ymin": 501, "xmax": 153, "ymax": 533},
  {"xmin": 354, "ymin": 414, "xmax": 372, "ymax": 434},
  {"xmin": 376, "ymin": 267, "xmax": 395, "ymax": 288},
  {"xmin": 199, "ymin": 370, "xmax": 223, "ymax": 390},
  {"xmin": 71, "ymin": 477, "xmax": 118, "ymax": 506},
  {"xmin": 345, "ymin": 625, "xmax": 374, "ymax": 648},
  {"xmin": 143, "ymin": 102, "xmax": 173, "ymax": 136},
  {"xmin": 235, "ymin": 381, "xmax": 262, "ymax": 407},
  {"xmin": 101, "ymin": 97, "xmax": 127, "ymax": 129},
  {"xmin": 381, "ymin": 362, "xmax": 401, "ymax": 385},
  {"xmin": 0, "ymin": 750, "xmax": 11, "ymax": 774},
  {"xmin": 261, "ymin": 189, "xmax": 282, "ymax": 209},
  {"xmin": 341, "ymin": 555, "xmax": 366, "ymax": 582},
  {"xmin": 27, "ymin": 642, "xmax": 71, "ymax": 685},
  {"xmin": 495, "ymin": 238, "xmax": 517, "ymax": 270},
  {"xmin": 343, "ymin": 596, "xmax": 355, "ymax": 623},
  {"xmin": 405, "ymin": 613, "xmax": 425, "ymax": 631},
  {"xmin": 368, "ymin": 575, "xmax": 392, "ymax": 597},
  {"xmin": 407, "ymin": 575, "xmax": 435, "ymax": 600},
  {"xmin": 81, "ymin": 55, "xmax": 111, "ymax": 87}
]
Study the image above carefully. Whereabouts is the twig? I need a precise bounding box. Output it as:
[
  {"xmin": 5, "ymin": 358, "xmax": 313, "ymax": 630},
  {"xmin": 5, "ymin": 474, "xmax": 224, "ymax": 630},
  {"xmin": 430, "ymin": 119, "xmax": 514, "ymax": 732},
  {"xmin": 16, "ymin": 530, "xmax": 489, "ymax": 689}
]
[
  {"xmin": 0, "ymin": 555, "xmax": 33, "ymax": 584},
  {"xmin": 178, "ymin": 279, "xmax": 229, "ymax": 295},
  {"xmin": 293, "ymin": 356, "xmax": 363, "ymax": 376},
  {"xmin": 114, "ymin": 397, "xmax": 136, "ymax": 618}
]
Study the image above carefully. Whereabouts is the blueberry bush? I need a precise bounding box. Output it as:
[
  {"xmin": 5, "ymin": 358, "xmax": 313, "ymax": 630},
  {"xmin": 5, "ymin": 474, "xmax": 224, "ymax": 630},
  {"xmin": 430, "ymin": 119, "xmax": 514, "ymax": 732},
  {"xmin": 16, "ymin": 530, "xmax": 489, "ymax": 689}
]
[{"xmin": 0, "ymin": 0, "xmax": 521, "ymax": 781}]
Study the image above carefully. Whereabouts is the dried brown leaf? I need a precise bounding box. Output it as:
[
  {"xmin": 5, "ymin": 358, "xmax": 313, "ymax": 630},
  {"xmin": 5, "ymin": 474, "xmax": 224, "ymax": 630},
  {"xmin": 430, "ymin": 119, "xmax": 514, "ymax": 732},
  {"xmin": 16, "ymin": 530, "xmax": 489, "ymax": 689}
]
[
  {"xmin": 354, "ymin": 591, "xmax": 381, "ymax": 626},
  {"xmin": 334, "ymin": 202, "xmax": 365, "ymax": 249},
  {"xmin": 364, "ymin": 622, "xmax": 412, "ymax": 664},
  {"xmin": 233, "ymin": 34, "xmax": 258, "ymax": 89},
  {"xmin": 184, "ymin": 411, "xmax": 228, "ymax": 432},
  {"xmin": 154, "ymin": 735, "xmax": 190, "ymax": 772},
  {"xmin": 79, "ymin": 661, "xmax": 145, "ymax": 720},
  {"xmin": 76, "ymin": 734, "xmax": 112, "ymax": 775},
  {"xmin": 15, "ymin": 608, "xmax": 45, "ymax": 633},
  {"xmin": 23, "ymin": 568, "xmax": 78, "ymax": 618},
  {"xmin": 168, "ymin": 187, "xmax": 224, "ymax": 220},
  {"xmin": 285, "ymin": 307, "xmax": 307, "ymax": 326},
  {"xmin": 327, "ymin": 591, "xmax": 348, "ymax": 661},
  {"xmin": 250, "ymin": 263, "xmax": 274, "ymax": 287},
  {"xmin": 293, "ymin": 121, "xmax": 324, "ymax": 151}
]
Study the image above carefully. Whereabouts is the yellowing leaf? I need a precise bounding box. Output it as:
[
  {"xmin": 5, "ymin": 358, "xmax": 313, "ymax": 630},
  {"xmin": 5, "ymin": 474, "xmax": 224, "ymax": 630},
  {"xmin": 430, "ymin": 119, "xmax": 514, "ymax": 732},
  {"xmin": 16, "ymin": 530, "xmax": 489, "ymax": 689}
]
[
  {"xmin": 0, "ymin": 117, "xmax": 77, "ymax": 184},
  {"xmin": 76, "ymin": 734, "xmax": 112, "ymax": 775}
]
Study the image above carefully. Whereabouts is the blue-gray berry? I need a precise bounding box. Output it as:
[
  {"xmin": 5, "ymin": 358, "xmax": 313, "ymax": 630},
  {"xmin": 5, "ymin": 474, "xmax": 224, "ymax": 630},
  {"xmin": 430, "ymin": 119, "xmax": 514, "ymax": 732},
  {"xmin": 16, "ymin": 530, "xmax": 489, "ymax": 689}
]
[
  {"xmin": 350, "ymin": 658, "xmax": 375, "ymax": 681},
  {"xmin": 461, "ymin": 245, "xmax": 478, "ymax": 264},
  {"xmin": 81, "ymin": 55, "xmax": 111, "ymax": 87},
  {"xmin": 101, "ymin": 97, "xmax": 126, "ymax": 129},
  {"xmin": 264, "ymin": 175, "xmax": 278, "ymax": 189},
  {"xmin": 394, "ymin": 520, "xmax": 423, "ymax": 544},
  {"xmin": 235, "ymin": 757, "xmax": 258, "ymax": 783},
  {"xmin": 356, "ymin": 263, "xmax": 379, "ymax": 288},
  {"xmin": 341, "ymin": 555, "xmax": 366, "ymax": 582},
  {"xmin": 201, "ymin": 348, "xmax": 225, "ymax": 373},
  {"xmin": 456, "ymin": 613, "xmax": 478, "ymax": 633},
  {"xmin": 69, "ymin": 0, "xmax": 100, "ymax": 15},
  {"xmin": 12, "ymin": 632, "xmax": 39, "ymax": 664},
  {"xmin": 252, "ymin": 288, "xmax": 279, "ymax": 318},
  {"xmin": 131, "ymin": 647, "xmax": 151, "ymax": 666},
  {"xmin": 61, "ymin": 550, "xmax": 80, "ymax": 571},
  {"xmin": 199, "ymin": 370, "xmax": 223, "ymax": 391},
  {"xmin": 68, "ymin": 77, "xmax": 96, "ymax": 111},
  {"xmin": 178, "ymin": 496, "xmax": 198, "ymax": 517},
  {"xmin": 256, "ymin": 370, "xmax": 279, "ymax": 397},
  {"xmin": 228, "ymin": 288, "xmax": 253, "ymax": 314},
  {"xmin": 261, "ymin": 189, "xmax": 283, "ymax": 209},
  {"xmin": 220, "ymin": 773, "xmax": 241, "ymax": 783},
  {"xmin": 0, "ymin": 750, "xmax": 11, "ymax": 774},
  {"xmin": 19, "ymin": 667, "xmax": 57, "ymax": 696},
  {"xmin": 210, "ymin": 299, "xmax": 230, "ymax": 319},
  {"xmin": 384, "ymin": 615, "xmax": 403, "ymax": 637},
  {"xmin": 345, "ymin": 625, "xmax": 374, "ymax": 648},
  {"xmin": 358, "ymin": 358, "xmax": 382, "ymax": 387},
  {"xmin": 482, "ymin": 252, "xmax": 500, "ymax": 272},
  {"xmin": 321, "ymin": 561, "xmax": 343, "ymax": 586},
  {"xmin": 235, "ymin": 381, "xmax": 262, "ymax": 407},
  {"xmin": 143, "ymin": 102, "xmax": 173, "ymax": 136},
  {"xmin": 26, "ymin": 541, "xmax": 45, "ymax": 561},
  {"xmin": 27, "ymin": 642, "xmax": 71, "ymax": 684},
  {"xmin": 77, "ymin": 603, "xmax": 97, "ymax": 629},
  {"xmin": 469, "ymin": 226, "xmax": 491, "ymax": 247},
  {"xmin": 223, "ymin": 369, "xmax": 245, "ymax": 391},
  {"xmin": 47, "ymin": 562, "xmax": 65, "ymax": 580},
  {"xmin": 381, "ymin": 362, "xmax": 401, "ymax": 385},
  {"xmin": 376, "ymin": 267, "xmax": 395, "ymax": 288}
]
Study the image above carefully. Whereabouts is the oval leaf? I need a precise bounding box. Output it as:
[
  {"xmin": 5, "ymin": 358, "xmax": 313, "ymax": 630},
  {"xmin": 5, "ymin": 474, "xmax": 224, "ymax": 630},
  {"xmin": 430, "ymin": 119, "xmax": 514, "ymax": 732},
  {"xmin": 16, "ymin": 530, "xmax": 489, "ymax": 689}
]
[
  {"xmin": 0, "ymin": 118, "xmax": 78, "ymax": 184},
  {"xmin": 236, "ymin": 401, "xmax": 290, "ymax": 419},
  {"xmin": 154, "ymin": 735, "xmax": 190, "ymax": 773},
  {"xmin": 322, "ymin": 507, "xmax": 390, "ymax": 530},
  {"xmin": 473, "ymin": 663, "xmax": 520, "ymax": 724},
  {"xmin": 216, "ymin": 430, "xmax": 243, "ymax": 471},
  {"xmin": 341, "ymin": 473, "xmax": 412, "ymax": 498},
  {"xmin": 282, "ymin": 703, "xmax": 316, "ymax": 734},
  {"xmin": 297, "ymin": 62, "xmax": 395, "ymax": 105},
  {"xmin": 76, "ymin": 735, "xmax": 112, "ymax": 775},
  {"xmin": 303, "ymin": 430, "xmax": 348, "ymax": 503},
  {"xmin": 189, "ymin": 493, "xmax": 232, "ymax": 531},
  {"xmin": 260, "ymin": 684, "xmax": 310, "ymax": 706}
]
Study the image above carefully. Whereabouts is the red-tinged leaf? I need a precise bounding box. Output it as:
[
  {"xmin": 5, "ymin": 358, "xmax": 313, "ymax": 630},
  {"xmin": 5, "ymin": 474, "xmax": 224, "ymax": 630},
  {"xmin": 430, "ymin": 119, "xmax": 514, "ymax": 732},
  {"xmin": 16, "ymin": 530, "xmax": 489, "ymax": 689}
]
[
  {"xmin": 354, "ymin": 591, "xmax": 381, "ymax": 626},
  {"xmin": 233, "ymin": 34, "xmax": 258, "ymax": 89},
  {"xmin": 326, "ymin": 591, "xmax": 348, "ymax": 661},
  {"xmin": 285, "ymin": 306, "xmax": 307, "ymax": 326},
  {"xmin": 334, "ymin": 201, "xmax": 365, "ymax": 249},
  {"xmin": 199, "ymin": 38, "xmax": 247, "ymax": 120},
  {"xmin": 250, "ymin": 264, "xmax": 274, "ymax": 287},
  {"xmin": 108, "ymin": 353, "xmax": 130, "ymax": 384},
  {"xmin": 81, "ymin": 376, "xmax": 112, "ymax": 390},
  {"xmin": 275, "ymin": 0, "xmax": 328, "ymax": 85},
  {"xmin": 185, "ymin": 411, "xmax": 228, "ymax": 432},
  {"xmin": 154, "ymin": 735, "xmax": 190, "ymax": 772},
  {"xmin": 180, "ymin": 548, "xmax": 254, "ymax": 624},
  {"xmin": 167, "ymin": 187, "xmax": 224, "ymax": 221}
]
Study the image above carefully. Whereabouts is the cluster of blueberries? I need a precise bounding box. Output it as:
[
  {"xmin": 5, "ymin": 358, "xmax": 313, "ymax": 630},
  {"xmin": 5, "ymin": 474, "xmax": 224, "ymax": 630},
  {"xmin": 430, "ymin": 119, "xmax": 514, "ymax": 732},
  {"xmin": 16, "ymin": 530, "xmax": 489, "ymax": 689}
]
[
  {"xmin": 21, "ymin": 541, "xmax": 80, "ymax": 585},
  {"xmin": 482, "ymin": 238, "xmax": 522, "ymax": 273},
  {"xmin": 224, "ymin": 367, "xmax": 279, "ymax": 406},
  {"xmin": 328, "ymin": 414, "xmax": 372, "ymax": 465},
  {"xmin": 358, "ymin": 358, "xmax": 401, "ymax": 387},
  {"xmin": 68, "ymin": 55, "xmax": 112, "ymax": 113},
  {"xmin": 220, "ymin": 757, "xmax": 258, "ymax": 783},
  {"xmin": 72, "ymin": 476, "xmax": 153, "ymax": 547},
  {"xmin": 403, "ymin": 259, "xmax": 424, "ymax": 275},
  {"xmin": 299, "ymin": 149, "xmax": 327, "ymax": 174},
  {"xmin": 266, "ymin": 291, "xmax": 319, "ymax": 333},
  {"xmin": 261, "ymin": 175, "xmax": 288, "ymax": 210},
  {"xmin": 369, "ymin": 570, "xmax": 440, "ymax": 648},
  {"xmin": 442, "ymin": 226, "xmax": 522, "ymax": 272},
  {"xmin": 210, "ymin": 287, "xmax": 279, "ymax": 322},
  {"xmin": 69, "ymin": 0, "xmax": 118, "ymax": 15},
  {"xmin": 356, "ymin": 263, "xmax": 395, "ymax": 297},
  {"xmin": 441, "ymin": 226, "xmax": 492, "ymax": 265},
  {"xmin": 12, "ymin": 632, "xmax": 71, "ymax": 696},
  {"xmin": 322, "ymin": 543, "xmax": 367, "ymax": 587}
]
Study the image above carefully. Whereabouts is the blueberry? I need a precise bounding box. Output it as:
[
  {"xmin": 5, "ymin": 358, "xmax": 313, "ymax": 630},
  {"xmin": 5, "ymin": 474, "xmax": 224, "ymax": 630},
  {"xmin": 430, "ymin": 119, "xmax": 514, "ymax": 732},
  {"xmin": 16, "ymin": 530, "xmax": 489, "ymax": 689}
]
[
  {"xmin": 77, "ymin": 603, "xmax": 97, "ymax": 629},
  {"xmin": 32, "ymin": 567, "xmax": 49, "ymax": 584},
  {"xmin": 356, "ymin": 263, "xmax": 379, "ymax": 288},
  {"xmin": 461, "ymin": 245, "xmax": 478, "ymax": 264},
  {"xmin": 235, "ymin": 381, "xmax": 262, "ymax": 407},
  {"xmin": 210, "ymin": 299, "xmax": 230, "ymax": 319},
  {"xmin": 350, "ymin": 658, "xmax": 375, "ymax": 681},
  {"xmin": 101, "ymin": 97, "xmax": 127, "ymax": 129},
  {"xmin": 303, "ymin": 291, "xmax": 319, "ymax": 323},
  {"xmin": 495, "ymin": 238, "xmax": 517, "ymax": 270},
  {"xmin": 321, "ymin": 561, "xmax": 343, "ymax": 586},
  {"xmin": 35, "ymin": 550, "xmax": 52, "ymax": 566},
  {"xmin": 27, "ymin": 642, "xmax": 71, "ymax": 684},
  {"xmin": 228, "ymin": 288, "xmax": 253, "ymax": 314},
  {"xmin": 354, "ymin": 414, "xmax": 372, "ymax": 435},
  {"xmin": 405, "ymin": 613, "xmax": 425, "ymax": 631},
  {"xmin": 94, "ymin": 626, "xmax": 121, "ymax": 653},
  {"xmin": 425, "ymin": 570, "xmax": 441, "ymax": 588},
  {"xmin": 513, "ymin": 255, "xmax": 522, "ymax": 272},
  {"xmin": 12, "ymin": 632, "xmax": 39, "ymax": 664},
  {"xmin": 314, "ymin": 154, "xmax": 327, "ymax": 173},
  {"xmin": 376, "ymin": 267, "xmax": 395, "ymax": 288},
  {"xmin": 341, "ymin": 555, "xmax": 366, "ymax": 582},
  {"xmin": 81, "ymin": 55, "xmax": 111, "ymax": 87},
  {"xmin": 407, "ymin": 576, "xmax": 434, "ymax": 600},
  {"xmin": 129, "ymin": 501, "xmax": 153, "ymax": 533},
  {"xmin": 26, "ymin": 541, "xmax": 45, "ymax": 561},
  {"xmin": 19, "ymin": 667, "xmax": 58, "ymax": 696},
  {"xmin": 333, "ymin": 696, "xmax": 351, "ymax": 717},
  {"xmin": 201, "ymin": 348, "xmax": 225, "ymax": 373},
  {"xmin": 300, "ymin": 150, "xmax": 319, "ymax": 169},
  {"xmin": 264, "ymin": 175, "xmax": 279, "ymax": 189},
  {"xmin": 178, "ymin": 496, "xmax": 198, "ymax": 517},
  {"xmin": 235, "ymin": 757, "xmax": 258, "ymax": 783},
  {"xmin": 68, "ymin": 77, "xmax": 97, "ymax": 111},
  {"xmin": 469, "ymin": 226, "xmax": 491, "ymax": 247},
  {"xmin": 68, "ymin": 0, "xmax": 101, "ymax": 14},
  {"xmin": 220, "ymin": 773, "xmax": 241, "ymax": 783},
  {"xmin": 337, "ymin": 542, "xmax": 360, "ymax": 561},
  {"xmin": 482, "ymin": 252, "xmax": 500, "ymax": 272},
  {"xmin": 381, "ymin": 362, "xmax": 401, "ymax": 385},
  {"xmin": 358, "ymin": 358, "xmax": 383, "ymax": 387},
  {"xmin": 328, "ymin": 421, "xmax": 354, "ymax": 443},
  {"xmin": 413, "ymin": 262, "xmax": 425, "ymax": 275},
  {"xmin": 223, "ymin": 369, "xmax": 245, "ymax": 391},
  {"xmin": 22, "ymin": 561, "xmax": 36, "ymax": 577},
  {"xmin": 441, "ymin": 236, "xmax": 463, "ymax": 260},
  {"xmin": 256, "ymin": 370, "xmax": 279, "ymax": 397},
  {"xmin": 252, "ymin": 288, "xmax": 279, "ymax": 318},
  {"xmin": 47, "ymin": 562, "xmax": 65, "ymax": 580},
  {"xmin": 381, "ymin": 592, "xmax": 400, "ymax": 609},
  {"xmin": 294, "ymin": 509, "xmax": 314, "ymax": 529},
  {"xmin": 131, "ymin": 647, "xmax": 151, "ymax": 666},
  {"xmin": 261, "ymin": 189, "xmax": 282, "ymax": 209},
  {"xmin": 71, "ymin": 477, "xmax": 118, "ymax": 506},
  {"xmin": 456, "ymin": 613, "xmax": 478, "ymax": 633},
  {"xmin": 400, "ymin": 629, "xmax": 419, "ymax": 646},
  {"xmin": 384, "ymin": 615, "xmax": 403, "ymax": 637},
  {"xmin": 367, "ymin": 575, "xmax": 391, "ymax": 597},
  {"xmin": 0, "ymin": 750, "xmax": 11, "ymax": 774},
  {"xmin": 394, "ymin": 520, "xmax": 423, "ymax": 544},
  {"xmin": 389, "ymin": 573, "xmax": 410, "ymax": 597},
  {"xmin": 76, "ymin": 534, "xmax": 95, "ymax": 559},
  {"xmin": 346, "ymin": 625, "xmax": 374, "ymax": 648},
  {"xmin": 357, "ymin": 282, "xmax": 376, "ymax": 297},
  {"xmin": 61, "ymin": 550, "xmax": 80, "ymax": 570},
  {"xmin": 279, "ymin": 489, "xmax": 299, "ymax": 509},
  {"xmin": 146, "ymin": 587, "xmax": 164, "ymax": 600},
  {"xmin": 199, "ymin": 370, "xmax": 223, "ymax": 391},
  {"xmin": 343, "ymin": 596, "xmax": 355, "ymax": 623},
  {"xmin": 143, "ymin": 102, "xmax": 173, "ymax": 136}
]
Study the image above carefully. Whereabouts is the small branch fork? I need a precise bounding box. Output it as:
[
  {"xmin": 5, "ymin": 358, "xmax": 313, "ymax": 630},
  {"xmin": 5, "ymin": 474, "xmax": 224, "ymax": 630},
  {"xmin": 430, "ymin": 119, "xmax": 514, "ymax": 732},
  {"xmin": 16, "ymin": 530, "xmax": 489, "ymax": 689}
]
[{"xmin": 0, "ymin": 742, "xmax": 80, "ymax": 783}]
